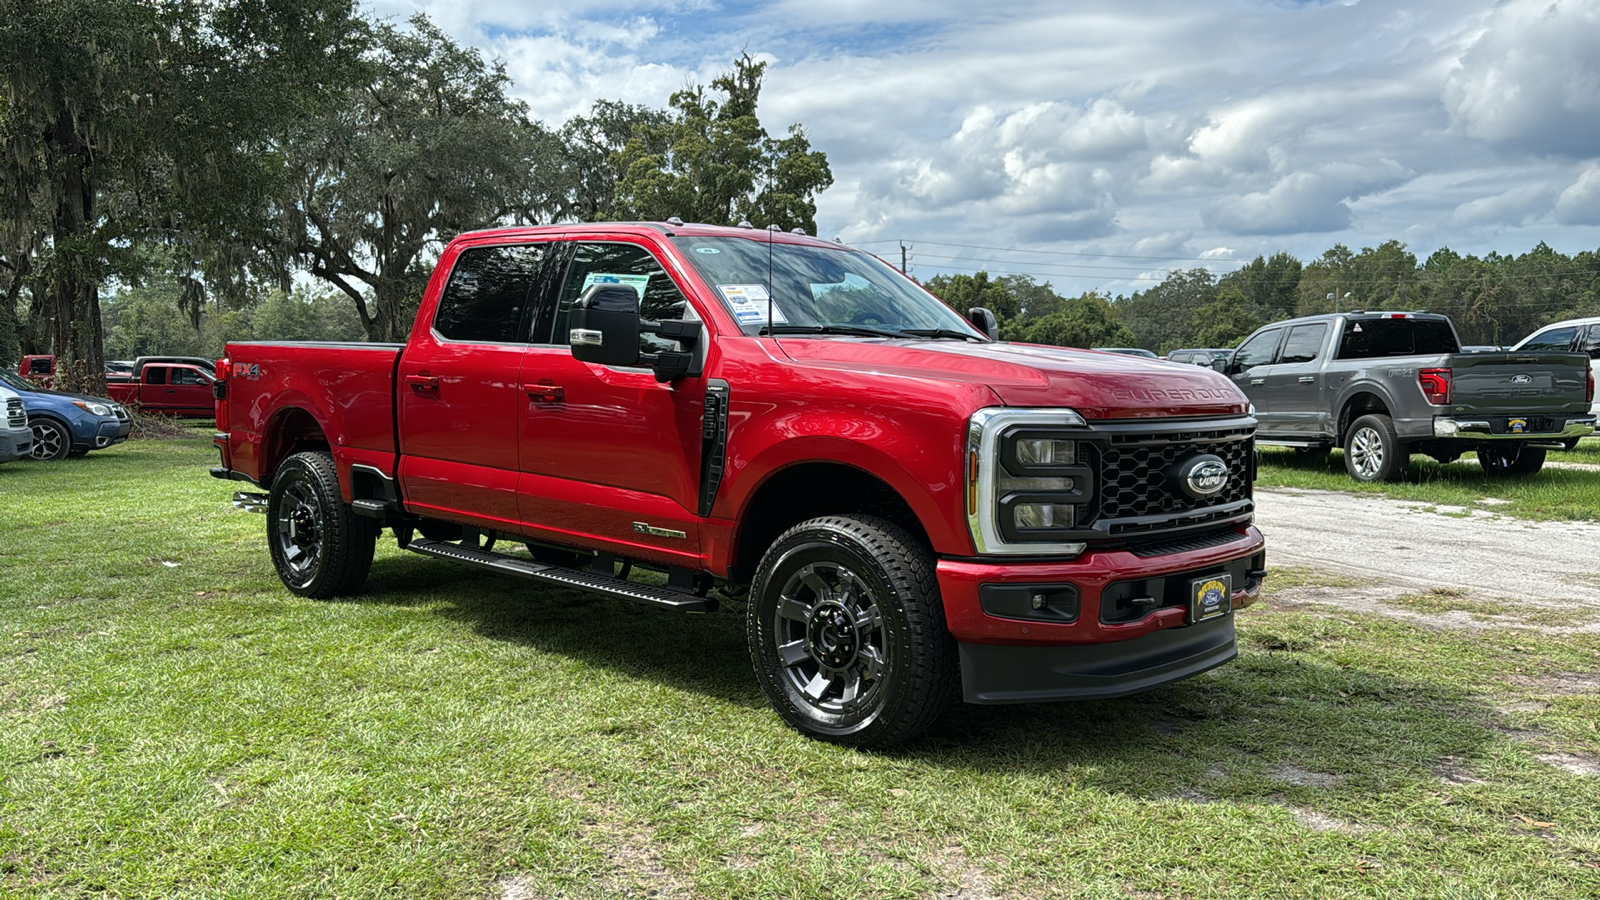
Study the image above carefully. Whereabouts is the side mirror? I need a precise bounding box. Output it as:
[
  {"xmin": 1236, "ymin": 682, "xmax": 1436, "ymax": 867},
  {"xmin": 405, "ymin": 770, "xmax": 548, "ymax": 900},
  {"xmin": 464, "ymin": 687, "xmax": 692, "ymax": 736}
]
[
  {"xmin": 570, "ymin": 285, "xmax": 642, "ymax": 368},
  {"xmin": 1211, "ymin": 357, "xmax": 1230, "ymax": 374},
  {"xmin": 967, "ymin": 307, "xmax": 1000, "ymax": 341}
]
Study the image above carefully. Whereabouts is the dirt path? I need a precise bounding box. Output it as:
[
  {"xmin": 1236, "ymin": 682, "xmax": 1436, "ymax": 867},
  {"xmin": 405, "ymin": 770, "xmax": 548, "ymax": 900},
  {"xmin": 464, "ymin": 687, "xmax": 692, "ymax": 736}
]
[{"xmin": 1254, "ymin": 487, "xmax": 1600, "ymax": 607}]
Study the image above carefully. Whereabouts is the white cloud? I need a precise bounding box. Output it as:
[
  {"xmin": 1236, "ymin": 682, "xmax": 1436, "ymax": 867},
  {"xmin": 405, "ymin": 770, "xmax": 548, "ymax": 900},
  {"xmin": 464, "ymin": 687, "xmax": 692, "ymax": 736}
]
[
  {"xmin": 1203, "ymin": 161, "xmax": 1412, "ymax": 235},
  {"xmin": 1555, "ymin": 165, "xmax": 1600, "ymax": 226}
]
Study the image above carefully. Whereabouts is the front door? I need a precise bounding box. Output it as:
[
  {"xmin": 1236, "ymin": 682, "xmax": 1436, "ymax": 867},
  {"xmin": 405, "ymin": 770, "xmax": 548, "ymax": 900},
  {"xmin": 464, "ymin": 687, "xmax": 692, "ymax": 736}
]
[
  {"xmin": 1262, "ymin": 322, "xmax": 1330, "ymax": 435},
  {"xmin": 1228, "ymin": 327, "xmax": 1284, "ymax": 432},
  {"xmin": 398, "ymin": 241, "xmax": 550, "ymax": 529},
  {"xmin": 516, "ymin": 239, "xmax": 709, "ymax": 567}
]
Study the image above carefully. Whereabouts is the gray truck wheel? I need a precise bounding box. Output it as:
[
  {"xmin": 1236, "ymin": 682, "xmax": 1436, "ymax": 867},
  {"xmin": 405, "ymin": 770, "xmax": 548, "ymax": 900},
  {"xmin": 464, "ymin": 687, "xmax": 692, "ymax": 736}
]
[
  {"xmin": 266, "ymin": 451, "xmax": 377, "ymax": 598},
  {"xmin": 747, "ymin": 514, "xmax": 955, "ymax": 748},
  {"xmin": 1344, "ymin": 414, "xmax": 1408, "ymax": 482},
  {"xmin": 1478, "ymin": 444, "xmax": 1546, "ymax": 477}
]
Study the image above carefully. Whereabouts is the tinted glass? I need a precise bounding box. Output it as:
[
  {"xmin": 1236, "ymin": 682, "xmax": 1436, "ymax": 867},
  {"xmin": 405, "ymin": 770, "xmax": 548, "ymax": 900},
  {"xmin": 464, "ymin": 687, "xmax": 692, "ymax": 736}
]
[
  {"xmin": 1233, "ymin": 329, "xmax": 1282, "ymax": 369},
  {"xmin": 1280, "ymin": 323, "xmax": 1329, "ymax": 364},
  {"xmin": 1336, "ymin": 318, "xmax": 1459, "ymax": 359},
  {"xmin": 552, "ymin": 242, "xmax": 691, "ymax": 356},
  {"xmin": 1581, "ymin": 325, "xmax": 1600, "ymax": 359},
  {"xmin": 1520, "ymin": 325, "xmax": 1578, "ymax": 353},
  {"xmin": 434, "ymin": 244, "xmax": 545, "ymax": 343},
  {"xmin": 171, "ymin": 367, "xmax": 207, "ymax": 386},
  {"xmin": 146, "ymin": 367, "xmax": 167, "ymax": 385}
]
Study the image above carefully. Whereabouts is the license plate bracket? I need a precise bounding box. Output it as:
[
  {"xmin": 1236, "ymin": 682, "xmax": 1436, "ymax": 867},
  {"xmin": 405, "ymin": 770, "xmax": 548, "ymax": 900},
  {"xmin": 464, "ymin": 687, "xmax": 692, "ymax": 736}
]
[{"xmin": 1189, "ymin": 573, "xmax": 1232, "ymax": 624}]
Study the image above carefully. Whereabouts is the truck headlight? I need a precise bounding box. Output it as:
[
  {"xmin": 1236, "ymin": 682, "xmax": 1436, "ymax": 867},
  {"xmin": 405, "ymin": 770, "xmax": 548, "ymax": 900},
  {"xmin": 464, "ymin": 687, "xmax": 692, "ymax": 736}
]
[{"xmin": 966, "ymin": 409, "xmax": 1093, "ymax": 556}]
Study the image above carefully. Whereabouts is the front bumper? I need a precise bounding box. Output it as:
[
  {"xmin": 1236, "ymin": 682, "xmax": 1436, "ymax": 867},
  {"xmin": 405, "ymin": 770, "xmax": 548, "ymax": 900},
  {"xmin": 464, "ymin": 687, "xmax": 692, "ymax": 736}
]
[
  {"xmin": 1432, "ymin": 414, "xmax": 1596, "ymax": 441},
  {"xmin": 0, "ymin": 431, "xmax": 31, "ymax": 462},
  {"xmin": 937, "ymin": 525, "xmax": 1265, "ymax": 703},
  {"xmin": 90, "ymin": 417, "xmax": 133, "ymax": 449}
]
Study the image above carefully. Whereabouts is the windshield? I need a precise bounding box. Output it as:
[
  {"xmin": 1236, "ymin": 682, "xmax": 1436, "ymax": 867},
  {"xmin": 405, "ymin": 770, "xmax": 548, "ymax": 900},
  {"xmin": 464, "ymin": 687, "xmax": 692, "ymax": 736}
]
[
  {"xmin": 671, "ymin": 236, "xmax": 984, "ymax": 339},
  {"xmin": 0, "ymin": 370, "xmax": 38, "ymax": 392}
]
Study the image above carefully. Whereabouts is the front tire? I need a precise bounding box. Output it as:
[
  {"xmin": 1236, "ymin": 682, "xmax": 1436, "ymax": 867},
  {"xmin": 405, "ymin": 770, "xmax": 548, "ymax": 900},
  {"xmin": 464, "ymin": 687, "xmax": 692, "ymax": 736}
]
[
  {"xmin": 747, "ymin": 514, "xmax": 955, "ymax": 748},
  {"xmin": 27, "ymin": 417, "xmax": 71, "ymax": 461},
  {"xmin": 266, "ymin": 451, "xmax": 377, "ymax": 598},
  {"xmin": 1478, "ymin": 443, "xmax": 1546, "ymax": 477},
  {"xmin": 1344, "ymin": 414, "xmax": 1408, "ymax": 482}
]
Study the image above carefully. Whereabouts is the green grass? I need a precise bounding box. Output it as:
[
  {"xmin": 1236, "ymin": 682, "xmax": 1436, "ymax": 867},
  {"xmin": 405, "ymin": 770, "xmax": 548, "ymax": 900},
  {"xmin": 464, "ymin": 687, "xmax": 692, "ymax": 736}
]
[
  {"xmin": 3, "ymin": 440, "xmax": 1599, "ymax": 898},
  {"xmin": 1258, "ymin": 445, "xmax": 1600, "ymax": 522}
]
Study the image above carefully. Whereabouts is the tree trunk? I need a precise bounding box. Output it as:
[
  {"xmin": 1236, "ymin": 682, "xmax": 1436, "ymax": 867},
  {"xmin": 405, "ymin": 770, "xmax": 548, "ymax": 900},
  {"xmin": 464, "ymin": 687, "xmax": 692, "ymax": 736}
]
[{"xmin": 45, "ymin": 116, "xmax": 106, "ymax": 395}]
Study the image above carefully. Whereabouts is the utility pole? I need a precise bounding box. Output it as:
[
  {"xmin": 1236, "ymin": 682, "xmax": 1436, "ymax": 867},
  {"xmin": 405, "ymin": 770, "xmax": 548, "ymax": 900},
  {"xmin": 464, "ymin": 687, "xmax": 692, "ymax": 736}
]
[{"xmin": 899, "ymin": 241, "xmax": 910, "ymax": 275}]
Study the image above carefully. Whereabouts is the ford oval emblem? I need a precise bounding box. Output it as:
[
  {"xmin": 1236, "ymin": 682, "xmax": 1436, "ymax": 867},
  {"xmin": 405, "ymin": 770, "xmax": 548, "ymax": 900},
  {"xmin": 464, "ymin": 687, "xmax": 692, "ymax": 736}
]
[
  {"xmin": 1170, "ymin": 453, "xmax": 1230, "ymax": 500},
  {"xmin": 1510, "ymin": 374, "xmax": 1533, "ymax": 385}
]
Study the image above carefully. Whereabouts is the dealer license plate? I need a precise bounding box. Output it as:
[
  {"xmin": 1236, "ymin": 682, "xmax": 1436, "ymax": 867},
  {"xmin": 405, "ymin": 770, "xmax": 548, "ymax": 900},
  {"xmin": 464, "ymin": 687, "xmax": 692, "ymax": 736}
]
[{"xmin": 1189, "ymin": 573, "xmax": 1232, "ymax": 624}]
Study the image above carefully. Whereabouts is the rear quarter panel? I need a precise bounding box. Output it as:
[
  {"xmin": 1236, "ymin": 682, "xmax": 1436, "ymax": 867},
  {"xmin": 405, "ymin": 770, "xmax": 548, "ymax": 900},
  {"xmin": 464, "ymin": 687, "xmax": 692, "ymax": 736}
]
[{"xmin": 222, "ymin": 342, "xmax": 402, "ymax": 493}]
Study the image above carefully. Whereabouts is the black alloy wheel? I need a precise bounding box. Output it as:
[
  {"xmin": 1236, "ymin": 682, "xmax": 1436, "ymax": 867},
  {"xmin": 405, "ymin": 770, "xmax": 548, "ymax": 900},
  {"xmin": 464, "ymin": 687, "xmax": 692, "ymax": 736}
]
[
  {"xmin": 748, "ymin": 514, "xmax": 954, "ymax": 748},
  {"xmin": 266, "ymin": 451, "xmax": 376, "ymax": 598}
]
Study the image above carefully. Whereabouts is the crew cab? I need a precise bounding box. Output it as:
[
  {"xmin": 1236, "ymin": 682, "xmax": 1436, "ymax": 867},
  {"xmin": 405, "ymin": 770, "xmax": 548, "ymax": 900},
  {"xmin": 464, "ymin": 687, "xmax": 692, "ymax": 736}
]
[
  {"xmin": 105, "ymin": 361, "xmax": 216, "ymax": 416},
  {"xmin": 1224, "ymin": 312, "xmax": 1595, "ymax": 481},
  {"xmin": 211, "ymin": 222, "xmax": 1267, "ymax": 747}
]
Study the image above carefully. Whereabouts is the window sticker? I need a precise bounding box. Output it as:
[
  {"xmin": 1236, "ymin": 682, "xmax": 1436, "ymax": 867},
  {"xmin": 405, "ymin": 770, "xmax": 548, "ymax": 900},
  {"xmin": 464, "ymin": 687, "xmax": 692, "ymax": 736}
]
[
  {"xmin": 581, "ymin": 272, "xmax": 652, "ymax": 300},
  {"xmin": 717, "ymin": 284, "xmax": 787, "ymax": 325}
]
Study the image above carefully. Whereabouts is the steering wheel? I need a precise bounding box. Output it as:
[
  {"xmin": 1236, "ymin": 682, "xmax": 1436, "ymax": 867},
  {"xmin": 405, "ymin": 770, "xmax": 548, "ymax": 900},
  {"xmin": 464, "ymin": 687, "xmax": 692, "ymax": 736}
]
[{"xmin": 849, "ymin": 311, "xmax": 888, "ymax": 325}]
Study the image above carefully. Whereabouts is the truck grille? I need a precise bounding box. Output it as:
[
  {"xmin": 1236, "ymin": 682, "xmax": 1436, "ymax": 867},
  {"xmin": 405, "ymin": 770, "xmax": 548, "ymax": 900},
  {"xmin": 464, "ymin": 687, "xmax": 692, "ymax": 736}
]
[
  {"xmin": 1087, "ymin": 421, "xmax": 1255, "ymax": 538},
  {"xmin": 5, "ymin": 397, "xmax": 23, "ymax": 430}
]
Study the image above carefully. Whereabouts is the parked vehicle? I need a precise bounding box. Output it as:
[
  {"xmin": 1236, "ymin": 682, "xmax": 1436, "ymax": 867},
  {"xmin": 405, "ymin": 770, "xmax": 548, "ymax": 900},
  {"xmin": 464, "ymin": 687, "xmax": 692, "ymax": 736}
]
[
  {"xmin": 105, "ymin": 361, "xmax": 216, "ymax": 416},
  {"xmin": 1093, "ymin": 347, "xmax": 1159, "ymax": 358},
  {"xmin": 0, "ymin": 370, "xmax": 133, "ymax": 460},
  {"xmin": 19, "ymin": 354, "xmax": 54, "ymax": 386},
  {"xmin": 0, "ymin": 385, "xmax": 31, "ymax": 463},
  {"xmin": 1223, "ymin": 312, "xmax": 1595, "ymax": 481},
  {"xmin": 1167, "ymin": 348, "xmax": 1234, "ymax": 367},
  {"xmin": 104, "ymin": 356, "xmax": 219, "ymax": 384},
  {"xmin": 1509, "ymin": 316, "xmax": 1600, "ymax": 448},
  {"xmin": 213, "ymin": 221, "xmax": 1267, "ymax": 747}
]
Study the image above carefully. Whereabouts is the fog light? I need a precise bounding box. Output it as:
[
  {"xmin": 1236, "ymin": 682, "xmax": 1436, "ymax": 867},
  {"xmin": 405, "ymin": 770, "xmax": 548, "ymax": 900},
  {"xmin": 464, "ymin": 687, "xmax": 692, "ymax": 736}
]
[
  {"xmin": 1015, "ymin": 438, "xmax": 1076, "ymax": 466},
  {"xmin": 1014, "ymin": 503, "xmax": 1074, "ymax": 529}
]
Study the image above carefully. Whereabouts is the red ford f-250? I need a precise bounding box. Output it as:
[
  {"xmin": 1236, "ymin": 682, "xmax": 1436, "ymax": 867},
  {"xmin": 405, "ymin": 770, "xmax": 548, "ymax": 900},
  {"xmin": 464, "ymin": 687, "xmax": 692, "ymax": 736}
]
[{"xmin": 211, "ymin": 221, "xmax": 1266, "ymax": 747}]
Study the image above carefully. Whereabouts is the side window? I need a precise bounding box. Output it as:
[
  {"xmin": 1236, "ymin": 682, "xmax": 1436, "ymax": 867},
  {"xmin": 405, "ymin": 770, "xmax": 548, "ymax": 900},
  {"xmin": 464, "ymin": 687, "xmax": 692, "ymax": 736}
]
[
  {"xmin": 1279, "ymin": 323, "xmax": 1329, "ymax": 364},
  {"xmin": 552, "ymin": 242, "xmax": 691, "ymax": 357},
  {"xmin": 434, "ymin": 244, "xmax": 546, "ymax": 343},
  {"xmin": 1581, "ymin": 325, "xmax": 1600, "ymax": 359},
  {"xmin": 171, "ymin": 367, "xmax": 205, "ymax": 386},
  {"xmin": 146, "ymin": 366, "xmax": 168, "ymax": 385},
  {"xmin": 1169, "ymin": 352, "xmax": 1190, "ymax": 364},
  {"xmin": 1520, "ymin": 326, "xmax": 1579, "ymax": 353},
  {"xmin": 1232, "ymin": 329, "xmax": 1282, "ymax": 370}
]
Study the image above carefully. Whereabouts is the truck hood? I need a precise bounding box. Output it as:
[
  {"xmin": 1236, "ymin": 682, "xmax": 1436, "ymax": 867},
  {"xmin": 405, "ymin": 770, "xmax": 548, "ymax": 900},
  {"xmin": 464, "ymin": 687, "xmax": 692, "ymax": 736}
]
[{"xmin": 774, "ymin": 338, "xmax": 1250, "ymax": 419}]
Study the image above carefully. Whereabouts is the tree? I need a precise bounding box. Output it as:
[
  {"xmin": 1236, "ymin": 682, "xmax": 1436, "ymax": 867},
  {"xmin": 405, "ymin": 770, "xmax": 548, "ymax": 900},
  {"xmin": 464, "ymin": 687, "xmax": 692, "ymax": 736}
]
[
  {"xmin": 0, "ymin": 0, "xmax": 363, "ymax": 389},
  {"xmin": 1217, "ymin": 252, "xmax": 1301, "ymax": 324},
  {"xmin": 282, "ymin": 15, "xmax": 545, "ymax": 342},
  {"xmin": 1005, "ymin": 292, "xmax": 1134, "ymax": 348},
  {"xmin": 1115, "ymin": 268, "xmax": 1218, "ymax": 353},
  {"xmin": 922, "ymin": 272, "xmax": 1022, "ymax": 323},
  {"xmin": 1189, "ymin": 289, "xmax": 1265, "ymax": 348},
  {"xmin": 609, "ymin": 54, "xmax": 833, "ymax": 232},
  {"xmin": 547, "ymin": 101, "xmax": 672, "ymax": 223}
]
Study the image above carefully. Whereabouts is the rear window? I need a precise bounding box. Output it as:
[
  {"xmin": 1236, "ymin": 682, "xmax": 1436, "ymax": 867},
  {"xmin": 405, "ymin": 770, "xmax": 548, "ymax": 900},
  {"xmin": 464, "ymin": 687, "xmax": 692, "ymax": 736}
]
[{"xmin": 1336, "ymin": 318, "xmax": 1459, "ymax": 359}]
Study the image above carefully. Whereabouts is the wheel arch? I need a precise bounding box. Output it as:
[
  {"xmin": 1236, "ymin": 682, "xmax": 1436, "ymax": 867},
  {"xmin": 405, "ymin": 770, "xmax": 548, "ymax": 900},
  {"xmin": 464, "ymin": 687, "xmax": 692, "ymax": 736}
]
[
  {"xmin": 260, "ymin": 404, "xmax": 331, "ymax": 486},
  {"xmin": 726, "ymin": 458, "xmax": 934, "ymax": 585},
  {"xmin": 1337, "ymin": 389, "xmax": 1394, "ymax": 443}
]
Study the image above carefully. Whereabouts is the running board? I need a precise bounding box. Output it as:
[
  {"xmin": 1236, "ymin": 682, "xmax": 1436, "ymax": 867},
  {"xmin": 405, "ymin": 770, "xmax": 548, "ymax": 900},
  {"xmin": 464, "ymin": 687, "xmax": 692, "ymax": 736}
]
[
  {"xmin": 1256, "ymin": 439, "xmax": 1327, "ymax": 448},
  {"xmin": 404, "ymin": 538, "xmax": 715, "ymax": 612}
]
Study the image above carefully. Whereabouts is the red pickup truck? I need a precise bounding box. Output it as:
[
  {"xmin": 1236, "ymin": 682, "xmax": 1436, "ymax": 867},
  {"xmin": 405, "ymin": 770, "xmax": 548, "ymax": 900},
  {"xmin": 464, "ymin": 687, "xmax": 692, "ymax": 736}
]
[
  {"xmin": 106, "ymin": 362, "xmax": 216, "ymax": 416},
  {"xmin": 211, "ymin": 221, "xmax": 1266, "ymax": 747}
]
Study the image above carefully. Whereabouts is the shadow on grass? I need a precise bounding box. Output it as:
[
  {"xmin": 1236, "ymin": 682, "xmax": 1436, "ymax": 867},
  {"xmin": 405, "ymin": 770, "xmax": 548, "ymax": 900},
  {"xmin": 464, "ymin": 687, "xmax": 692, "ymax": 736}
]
[
  {"xmin": 353, "ymin": 551, "xmax": 1498, "ymax": 802},
  {"xmin": 1261, "ymin": 446, "xmax": 1512, "ymax": 486}
]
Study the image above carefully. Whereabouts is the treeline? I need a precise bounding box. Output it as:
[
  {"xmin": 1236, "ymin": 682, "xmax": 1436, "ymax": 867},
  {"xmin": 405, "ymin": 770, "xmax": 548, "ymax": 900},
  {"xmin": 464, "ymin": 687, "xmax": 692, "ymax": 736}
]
[
  {"xmin": 924, "ymin": 239, "xmax": 1600, "ymax": 353},
  {"xmin": 0, "ymin": 1, "xmax": 829, "ymax": 387}
]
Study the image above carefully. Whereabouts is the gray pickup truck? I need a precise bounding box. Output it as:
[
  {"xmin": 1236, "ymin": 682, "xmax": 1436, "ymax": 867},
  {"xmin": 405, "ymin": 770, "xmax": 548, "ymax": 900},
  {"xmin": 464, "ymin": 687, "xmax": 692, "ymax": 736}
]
[{"xmin": 1223, "ymin": 312, "xmax": 1596, "ymax": 482}]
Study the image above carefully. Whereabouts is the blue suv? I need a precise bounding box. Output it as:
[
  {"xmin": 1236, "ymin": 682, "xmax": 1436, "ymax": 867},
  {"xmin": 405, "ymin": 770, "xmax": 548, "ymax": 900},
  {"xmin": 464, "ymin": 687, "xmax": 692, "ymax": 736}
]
[{"xmin": 0, "ymin": 370, "xmax": 132, "ymax": 460}]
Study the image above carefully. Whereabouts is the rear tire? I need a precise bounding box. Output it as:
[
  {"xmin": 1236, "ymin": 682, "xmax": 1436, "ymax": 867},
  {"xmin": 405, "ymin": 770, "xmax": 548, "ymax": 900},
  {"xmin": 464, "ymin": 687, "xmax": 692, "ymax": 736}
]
[
  {"xmin": 747, "ymin": 514, "xmax": 955, "ymax": 748},
  {"xmin": 1478, "ymin": 443, "xmax": 1546, "ymax": 477},
  {"xmin": 1344, "ymin": 414, "xmax": 1407, "ymax": 482},
  {"xmin": 266, "ymin": 451, "xmax": 377, "ymax": 598}
]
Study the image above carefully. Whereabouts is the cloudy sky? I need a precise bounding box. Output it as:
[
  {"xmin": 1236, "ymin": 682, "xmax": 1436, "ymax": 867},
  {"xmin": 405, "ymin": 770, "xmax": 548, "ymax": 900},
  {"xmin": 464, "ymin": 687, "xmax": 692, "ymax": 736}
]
[{"xmin": 367, "ymin": 0, "xmax": 1600, "ymax": 296}]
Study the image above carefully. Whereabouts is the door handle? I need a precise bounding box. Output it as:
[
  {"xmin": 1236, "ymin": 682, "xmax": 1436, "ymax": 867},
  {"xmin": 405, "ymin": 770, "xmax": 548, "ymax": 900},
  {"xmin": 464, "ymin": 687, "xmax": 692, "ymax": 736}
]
[
  {"xmin": 1297, "ymin": 376, "xmax": 1316, "ymax": 383},
  {"xmin": 523, "ymin": 383, "xmax": 564, "ymax": 402},
  {"xmin": 1249, "ymin": 378, "xmax": 1265, "ymax": 385},
  {"xmin": 405, "ymin": 374, "xmax": 439, "ymax": 392}
]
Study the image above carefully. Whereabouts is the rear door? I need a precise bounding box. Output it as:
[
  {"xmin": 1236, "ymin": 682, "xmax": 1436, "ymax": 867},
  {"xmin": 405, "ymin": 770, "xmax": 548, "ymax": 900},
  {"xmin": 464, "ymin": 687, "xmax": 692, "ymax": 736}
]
[
  {"xmin": 398, "ymin": 241, "xmax": 552, "ymax": 529},
  {"xmin": 514, "ymin": 237, "xmax": 709, "ymax": 567}
]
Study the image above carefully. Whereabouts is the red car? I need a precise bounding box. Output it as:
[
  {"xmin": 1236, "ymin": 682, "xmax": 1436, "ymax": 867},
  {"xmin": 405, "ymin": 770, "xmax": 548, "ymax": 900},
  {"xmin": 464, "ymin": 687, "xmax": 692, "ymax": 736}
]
[{"xmin": 211, "ymin": 222, "xmax": 1266, "ymax": 747}]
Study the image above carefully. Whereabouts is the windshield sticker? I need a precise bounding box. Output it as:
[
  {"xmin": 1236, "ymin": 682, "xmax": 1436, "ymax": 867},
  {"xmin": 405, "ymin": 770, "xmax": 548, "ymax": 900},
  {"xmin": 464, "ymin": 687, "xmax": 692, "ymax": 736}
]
[
  {"xmin": 694, "ymin": 246, "xmax": 721, "ymax": 254},
  {"xmin": 717, "ymin": 284, "xmax": 787, "ymax": 326},
  {"xmin": 581, "ymin": 272, "xmax": 651, "ymax": 300}
]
